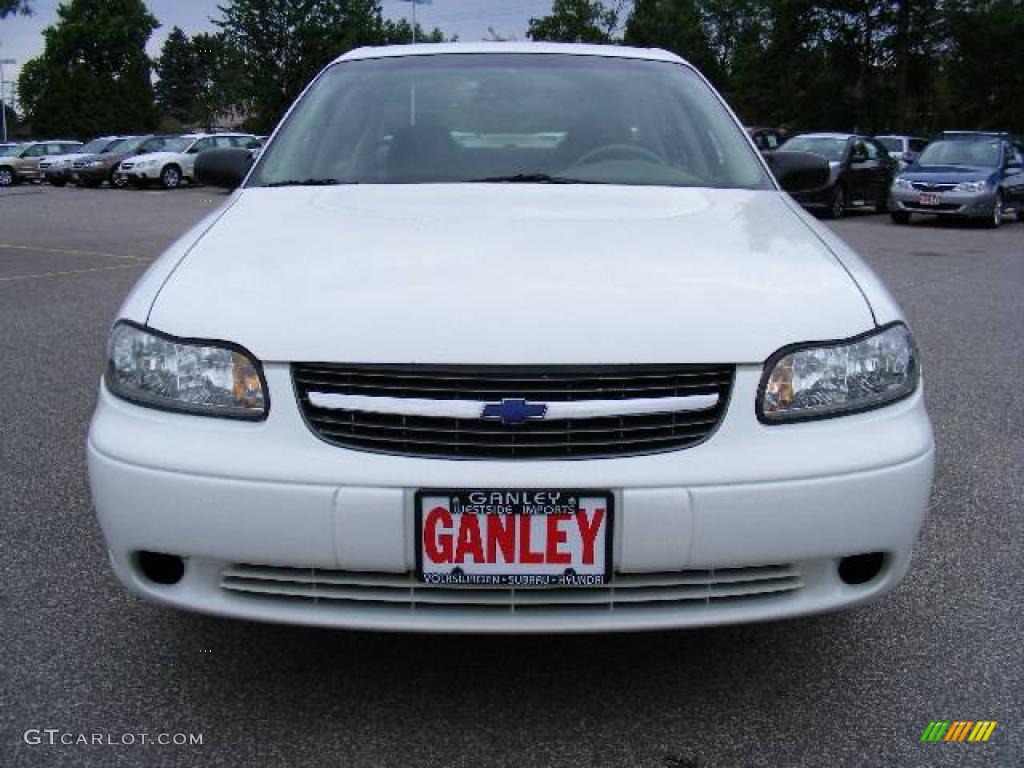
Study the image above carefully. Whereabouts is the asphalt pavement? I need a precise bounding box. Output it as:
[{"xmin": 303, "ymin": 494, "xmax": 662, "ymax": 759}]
[{"xmin": 1, "ymin": 185, "xmax": 1021, "ymax": 768}]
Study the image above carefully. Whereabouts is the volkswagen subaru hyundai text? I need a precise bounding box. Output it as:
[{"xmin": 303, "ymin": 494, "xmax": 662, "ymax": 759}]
[{"xmin": 87, "ymin": 44, "xmax": 935, "ymax": 633}]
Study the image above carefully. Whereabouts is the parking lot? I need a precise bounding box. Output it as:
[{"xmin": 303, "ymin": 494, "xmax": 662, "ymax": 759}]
[{"xmin": 1, "ymin": 184, "xmax": 1021, "ymax": 767}]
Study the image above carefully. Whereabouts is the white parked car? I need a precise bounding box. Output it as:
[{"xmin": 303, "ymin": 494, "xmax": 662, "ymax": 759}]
[
  {"xmin": 116, "ymin": 132, "xmax": 261, "ymax": 189},
  {"xmin": 88, "ymin": 43, "xmax": 934, "ymax": 633}
]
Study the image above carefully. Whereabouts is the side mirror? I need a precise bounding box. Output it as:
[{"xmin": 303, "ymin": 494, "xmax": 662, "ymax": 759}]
[
  {"xmin": 766, "ymin": 150, "xmax": 831, "ymax": 193},
  {"xmin": 195, "ymin": 147, "xmax": 253, "ymax": 189}
]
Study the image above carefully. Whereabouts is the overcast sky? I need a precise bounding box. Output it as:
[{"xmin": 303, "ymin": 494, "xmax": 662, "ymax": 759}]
[{"xmin": 0, "ymin": 0, "xmax": 557, "ymax": 107}]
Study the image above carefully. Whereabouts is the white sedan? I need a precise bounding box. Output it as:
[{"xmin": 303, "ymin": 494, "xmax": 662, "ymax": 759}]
[
  {"xmin": 88, "ymin": 43, "xmax": 934, "ymax": 633},
  {"xmin": 116, "ymin": 132, "xmax": 261, "ymax": 189}
]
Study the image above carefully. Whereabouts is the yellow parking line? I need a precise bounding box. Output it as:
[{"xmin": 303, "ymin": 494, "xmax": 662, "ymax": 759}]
[
  {"xmin": 0, "ymin": 243, "xmax": 150, "ymax": 263},
  {"xmin": 0, "ymin": 263, "xmax": 145, "ymax": 284}
]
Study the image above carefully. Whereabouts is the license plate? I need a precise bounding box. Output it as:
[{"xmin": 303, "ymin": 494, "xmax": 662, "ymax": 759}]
[
  {"xmin": 416, "ymin": 489, "xmax": 613, "ymax": 587},
  {"xmin": 918, "ymin": 193, "xmax": 941, "ymax": 206}
]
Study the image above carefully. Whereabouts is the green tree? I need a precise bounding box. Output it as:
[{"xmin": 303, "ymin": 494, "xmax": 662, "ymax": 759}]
[
  {"xmin": 155, "ymin": 27, "xmax": 201, "ymax": 124},
  {"xmin": 623, "ymin": 0, "xmax": 724, "ymax": 84},
  {"xmin": 382, "ymin": 18, "xmax": 447, "ymax": 43},
  {"xmin": 527, "ymin": 0, "xmax": 619, "ymax": 43},
  {"xmin": 0, "ymin": 0, "xmax": 32, "ymax": 18},
  {"xmin": 17, "ymin": 0, "xmax": 159, "ymax": 137},
  {"xmin": 942, "ymin": 0, "xmax": 1024, "ymax": 133},
  {"xmin": 192, "ymin": 32, "xmax": 250, "ymax": 130},
  {"xmin": 213, "ymin": 0, "xmax": 391, "ymax": 133},
  {"xmin": 2, "ymin": 102, "xmax": 21, "ymax": 137}
]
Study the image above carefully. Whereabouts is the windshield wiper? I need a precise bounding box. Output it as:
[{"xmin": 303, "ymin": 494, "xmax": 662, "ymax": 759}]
[
  {"xmin": 261, "ymin": 178, "xmax": 346, "ymax": 188},
  {"xmin": 467, "ymin": 173, "xmax": 598, "ymax": 184}
]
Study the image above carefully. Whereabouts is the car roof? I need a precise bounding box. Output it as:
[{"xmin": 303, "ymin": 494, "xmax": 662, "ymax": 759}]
[
  {"xmin": 791, "ymin": 132, "xmax": 857, "ymax": 140},
  {"xmin": 941, "ymin": 131, "xmax": 1015, "ymax": 141},
  {"xmin": 179, "ymin": 132, "xmax": 251, "ymax": 139},
  {"xmin": 334, "ymin": 42, "xmax": 687, "ymax": 67}
]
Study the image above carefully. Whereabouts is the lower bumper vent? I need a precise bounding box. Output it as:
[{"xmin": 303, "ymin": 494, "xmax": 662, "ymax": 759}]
[{"xmin": 220, "ymin": 563, "xmax": 803, "ymax": 613}]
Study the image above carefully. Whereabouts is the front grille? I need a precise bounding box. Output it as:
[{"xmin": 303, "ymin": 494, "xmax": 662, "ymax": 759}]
[
  {"xmin": 72, "ymin": 160, "xmax": 86, "ymax": 169},
  {"xmin": 911, "ymin": 181, "xmax": 957, "ymax": 192},
  {"xmin": 293, "ymin": 363, "xmax": 734, "ymax": 459},
  {"xmin": 905, "ymin": 203, "xmax": 962, "ymax": 212},
  {"xmin": 221, "ymin": 563, "xmax": 803, "ymax": 613}
]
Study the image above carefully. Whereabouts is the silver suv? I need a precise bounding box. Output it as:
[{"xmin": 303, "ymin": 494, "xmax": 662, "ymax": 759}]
[{"xmin": 0, "ymin": 140, "xmax": 83, "ymax": 186}]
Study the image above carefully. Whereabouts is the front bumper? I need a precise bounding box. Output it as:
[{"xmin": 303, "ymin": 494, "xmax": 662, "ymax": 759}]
[
  {"xmin": 16, "ymin": 167, "xmax": 42, "ymax": 181},
  {"xmin": 43, "ymin": 167, "xmax": 73, "ymax": 182},
  {"xmin": 73, "ymin": 166, "xmax": 110, "ymax": 183},
  {"xmin": 88, "ymin": 364, "xmax": 935, "ymax": 633},
  {"xmin": 891, "ymin": 186, "xmax": 996, "ymax": 217},
  {"xmin": 790, "ymin": 185, "xmax": 834, "ymax": 208},
  {"xmin": 116, "ymin": 166, "xmax": 155, "ymax": 182}
]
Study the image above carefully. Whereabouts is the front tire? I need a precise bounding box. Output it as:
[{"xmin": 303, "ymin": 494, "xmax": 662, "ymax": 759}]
[
  {"xmin": 159, "ymin": 165, "xmax": 182, "ymax": 189},
  {"xmin": 0, "ymin": 166, "xmax": 14, "ymax": 187},
  {"xmin": 987, "ymin": 191, "xmax": 1004, "ymax": 228},
  {"xmin": 891, "ymin": 211, "xmax": 911, "ymax": 225},
  {"xmin": 827, "ymin": 185, "xmax": 846, "ymax": 219}
]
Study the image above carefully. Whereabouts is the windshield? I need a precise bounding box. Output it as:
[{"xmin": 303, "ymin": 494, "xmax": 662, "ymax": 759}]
[
  {"xmin": 249, "ymin": 54, "xmax": 771, "ymax": 189},
  {"xmin": 79, "ymin": 138, "xmax": 112, "ymax": 155},
  {"xmin": 158, "ymin": 138, "xmax": 194, "ymax": 153},
  {"xmin": 916, "ymin": 140, "xmax": 1000, "ymax": 167},
  {"xmin": 115, "ymin": 136, "xmax": 151, "ymax": 154},
  {"xmin": 877, "ymin": 137, "xmax": 902, "ymax": 152},
  {"xmin": 782, "ymin": 136, "xmax": 848, "ymax": 162},
  {"xmin": 102, "ymin": 138, "xmax": 131, "ymax": 153}
]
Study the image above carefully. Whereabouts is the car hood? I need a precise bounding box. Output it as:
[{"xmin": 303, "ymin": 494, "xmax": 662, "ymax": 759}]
[
  {"xmin": 902, "ymin": 165, "xmax": 995, "ymax": 181},
  {"xmin": 131, "ymin": 151, "xmax": 180, "ymax": 164},
  {"xmin": 147, "ymin": 185, "xmax": 875, "ymax": 364},
  {"xmin": 41, "ymin": 152, "xmax": 86, "ymax": 165}
]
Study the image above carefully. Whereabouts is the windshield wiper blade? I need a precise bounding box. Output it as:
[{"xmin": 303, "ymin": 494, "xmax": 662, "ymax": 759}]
[
  {"xmin": 467, "ymin": 173, "xmax": 596, "ymax": 184},
  {"xmin": 261, "ymin": 178, "xmax": 346, "ymax": 188}
]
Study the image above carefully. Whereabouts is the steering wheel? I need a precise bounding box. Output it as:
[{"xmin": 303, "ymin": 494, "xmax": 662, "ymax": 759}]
[{"xmin": 572, "ymin": 143, "xmax": 665, "ymax": 168}]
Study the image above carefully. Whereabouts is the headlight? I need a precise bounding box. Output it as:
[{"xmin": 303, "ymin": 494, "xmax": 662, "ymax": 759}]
[
  {"xmin": 953, "ymin": 180, "xmax": 987, "ymax": 192},
  {"xmin": 105, "ymin": 322, "xmax": 267, "ymax": 420},
  {"xmin": 893, "ymin": 178, "xmax": 913, "ymax": 190},
  {"xmin": 759, "ymin": 323, "xmax": 919, "ymax": 423}
]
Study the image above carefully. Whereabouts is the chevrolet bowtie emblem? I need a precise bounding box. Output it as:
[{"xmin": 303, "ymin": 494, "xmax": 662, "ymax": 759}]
[{"xmin": 480, "ymin": 399, "xmax": 549, "ymax": 425}]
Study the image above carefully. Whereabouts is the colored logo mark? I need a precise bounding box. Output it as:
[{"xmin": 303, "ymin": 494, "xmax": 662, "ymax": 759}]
[
  {"xmin": 480, "ymin": 399, "xmax": 548, "ymax": 425},
  {"xmin": 920, "ymin": 721, "xmax": 997, "ymax": 742}
]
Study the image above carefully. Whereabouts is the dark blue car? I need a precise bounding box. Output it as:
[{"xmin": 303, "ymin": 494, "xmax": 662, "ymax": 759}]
[{"xmin": 890, "ymin": 135, "xmax": 1024, "ymax": 227}]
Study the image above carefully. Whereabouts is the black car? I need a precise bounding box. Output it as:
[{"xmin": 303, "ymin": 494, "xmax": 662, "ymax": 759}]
[{"xmin": 780, "ymin": 133, "xmax": 898, "ymax": 218}]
